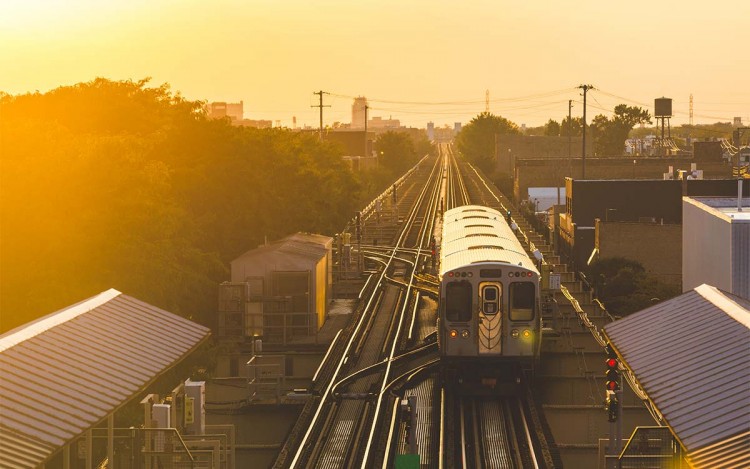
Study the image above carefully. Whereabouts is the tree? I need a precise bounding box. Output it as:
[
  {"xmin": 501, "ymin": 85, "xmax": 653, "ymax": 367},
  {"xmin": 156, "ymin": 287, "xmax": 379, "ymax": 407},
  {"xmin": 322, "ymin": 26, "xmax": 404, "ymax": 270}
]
[
  {"xmin": 586, "ymin": 257, "xmax": 678, "ymax": 315},
  {"xmin": 0, "ymin": 78, "xmax": 363, "ymax": 332},
  {"xmin": 544, "ymin": 119, "xmax": 561, "ymax": 137},
  {"xmin": 455, "ymin": 112, "xmax": 520, "ymax": 173},
  {"xmin": 590, "ymin": 105, "xmax": 652, "ymax": 156},
  {"xmin": 375, "ymin": 131, "xmax": 418, "ymax": 174},
  {"xmin": 561, "ymin": 116, "xmax": 583, "ymax": 137}
]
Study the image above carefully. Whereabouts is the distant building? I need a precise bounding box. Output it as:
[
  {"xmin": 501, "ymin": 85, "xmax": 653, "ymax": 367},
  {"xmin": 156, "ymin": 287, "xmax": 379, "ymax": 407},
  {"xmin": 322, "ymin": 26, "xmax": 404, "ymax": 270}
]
[
  {"xmin": 208, "ymin": 101, "xmax": 244, "ymax": 121},
  {"xmin": 342, "ymin": 155, "xmax": 379, "ymax": 171},
  {"xmin": 454, "ymin": 122, "xmax": 462, "ymax": 135},
  {"xmin": 683, "ymin": 195, "xmax": 750, "ymax": 299},
  {"xmin": 558, "ymin": 178, "xmax": 750, "ymax": 274},
  {"xmin": 433, "ymin": 125, "xmax": 455, "ymax": 142},
  {"xmin": 323, "ymin": 129, "xmax": 373, "ymax": 157},
  {"xmin": 427, "ymin": 122, "xmax": 435, "ymax": 141},
  {"xmin": 368, "ymin": 116, "xmax": 401, "ymax": 129},
  {"xmin": 352, "ymin": 97, "xmax": 368, "ymax": 129},
  {"xmin": 235, "ymin": 119, "xmax": 273, "ymax": 129}
]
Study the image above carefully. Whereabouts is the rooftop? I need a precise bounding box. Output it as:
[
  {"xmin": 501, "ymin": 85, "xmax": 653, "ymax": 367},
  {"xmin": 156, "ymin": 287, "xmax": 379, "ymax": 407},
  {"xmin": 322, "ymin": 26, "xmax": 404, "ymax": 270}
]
[
  {"xmin": 603, "ymin": 284, "xmax": 750, "ymax": 469},
  {"xmin": 0, "ymin": 289, "xmax": 211, "ymax": 468},
  {"xmin": 685, "ymin": 196, "xmax": 750, "ymax": 221}
]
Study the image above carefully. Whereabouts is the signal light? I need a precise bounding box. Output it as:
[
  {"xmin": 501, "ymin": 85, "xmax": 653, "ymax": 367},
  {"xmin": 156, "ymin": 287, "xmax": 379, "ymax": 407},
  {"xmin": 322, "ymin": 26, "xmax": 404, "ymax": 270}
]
[
  {"xmin": 449, "ymin": 329, "xmax": 458, "ymax": 339},
  {"xmin": 605, "ymin": 344, "xmax": 620, "ymax": 392}
]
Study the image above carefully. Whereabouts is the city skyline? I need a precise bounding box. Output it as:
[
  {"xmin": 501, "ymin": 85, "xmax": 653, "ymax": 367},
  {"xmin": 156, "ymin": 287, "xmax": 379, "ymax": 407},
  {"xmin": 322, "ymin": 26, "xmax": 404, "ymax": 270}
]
[{"xmin": 2, "ymin": 0, "xmax": 749, "ymax": 129}]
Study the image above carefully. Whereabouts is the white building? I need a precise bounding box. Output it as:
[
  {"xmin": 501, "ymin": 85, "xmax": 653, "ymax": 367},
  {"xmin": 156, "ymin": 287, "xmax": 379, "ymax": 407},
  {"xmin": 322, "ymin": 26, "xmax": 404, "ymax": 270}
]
[
  {"xmin": 351, "ymin": 97, "xmax": 367, "ymax": 129},
  {"xmin": 682, "ymin": 194, "xmax": 750, "ymax": 299}
]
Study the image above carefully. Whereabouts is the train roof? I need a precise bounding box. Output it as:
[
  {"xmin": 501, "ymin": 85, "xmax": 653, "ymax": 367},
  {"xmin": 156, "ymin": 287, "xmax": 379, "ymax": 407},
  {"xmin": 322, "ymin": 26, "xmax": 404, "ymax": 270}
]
[{"xmin": 440, "ymin": 205, "xmax": 537, "ymax": 276}]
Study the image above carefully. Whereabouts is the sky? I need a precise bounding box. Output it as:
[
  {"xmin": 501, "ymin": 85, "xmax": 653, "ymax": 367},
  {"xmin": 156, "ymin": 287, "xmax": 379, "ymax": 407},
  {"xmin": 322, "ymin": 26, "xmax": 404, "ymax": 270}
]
[{"xmin": 2, "ymin": 0, "xmax": 749, "ymax": 129}]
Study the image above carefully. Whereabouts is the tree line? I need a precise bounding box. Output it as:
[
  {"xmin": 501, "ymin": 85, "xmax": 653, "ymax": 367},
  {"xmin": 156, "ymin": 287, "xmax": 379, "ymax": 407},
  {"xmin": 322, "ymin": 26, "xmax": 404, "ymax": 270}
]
[
  {"xmin": 456, "ymin": 105, "xmax": 654, "ymax": 173},
  {"xmin": 0, "ymin": 78, "xmax": 429, "ymax": 332}
]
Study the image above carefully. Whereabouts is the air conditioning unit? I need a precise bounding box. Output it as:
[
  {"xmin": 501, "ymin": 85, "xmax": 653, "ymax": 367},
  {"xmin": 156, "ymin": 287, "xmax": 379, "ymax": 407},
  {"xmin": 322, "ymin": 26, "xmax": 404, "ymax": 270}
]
[{"xmin": 152, "ymin": 404, "xmax": 171, "ymax": 452}]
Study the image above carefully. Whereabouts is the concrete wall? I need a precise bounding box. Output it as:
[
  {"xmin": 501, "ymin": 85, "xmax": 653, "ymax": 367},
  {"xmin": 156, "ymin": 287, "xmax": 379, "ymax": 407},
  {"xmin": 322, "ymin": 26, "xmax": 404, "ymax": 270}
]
[{"xmin": 596, "ymin": 220, "xmax": 682, "ymax": 286}]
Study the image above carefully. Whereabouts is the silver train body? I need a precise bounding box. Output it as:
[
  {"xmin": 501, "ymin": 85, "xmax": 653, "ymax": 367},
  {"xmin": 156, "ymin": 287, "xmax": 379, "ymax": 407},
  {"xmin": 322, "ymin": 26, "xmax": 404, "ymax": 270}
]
[{"xmin": 438, "ymin": 205, "xmax": 541, "ymax": 391}]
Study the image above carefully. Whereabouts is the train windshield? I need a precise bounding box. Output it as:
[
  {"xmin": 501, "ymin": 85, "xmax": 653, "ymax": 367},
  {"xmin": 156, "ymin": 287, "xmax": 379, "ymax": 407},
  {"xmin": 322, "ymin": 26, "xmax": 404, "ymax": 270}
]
[
  {"xmin": 510, "ymin": 282, "xmax": 535, "ymax": 321},
  {"xmin": 446, "ymin": 281, "xmax": 472, "ymax": 322}
]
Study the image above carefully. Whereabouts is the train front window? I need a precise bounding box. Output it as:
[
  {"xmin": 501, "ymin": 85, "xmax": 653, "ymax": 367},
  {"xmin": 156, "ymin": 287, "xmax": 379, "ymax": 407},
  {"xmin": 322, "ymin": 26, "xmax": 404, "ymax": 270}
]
[
  {"xmin": 481, "ymin": 284, "xmax": 501, "ymax": 315},
  {"xmin": 446, "ymin": 281, "xmax": 472, "ymax": 322},
  {"xmin": 510, "ymin": 282, "xmax": 535, "ymax": 321}
]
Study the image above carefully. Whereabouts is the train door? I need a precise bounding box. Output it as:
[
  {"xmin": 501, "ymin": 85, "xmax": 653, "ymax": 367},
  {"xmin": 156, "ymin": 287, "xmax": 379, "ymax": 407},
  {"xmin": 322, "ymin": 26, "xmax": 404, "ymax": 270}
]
[{"xmin": 478, "ymin": 282, "xmax": 502, "ymax": 355}]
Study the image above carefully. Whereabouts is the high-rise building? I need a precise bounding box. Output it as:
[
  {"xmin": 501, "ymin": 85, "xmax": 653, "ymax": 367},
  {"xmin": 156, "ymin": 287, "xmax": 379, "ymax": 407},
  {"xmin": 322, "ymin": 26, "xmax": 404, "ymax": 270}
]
[
  {"xmin": 208, "ymin": 101, "xmax": 244, "ymax": 121},
  {"xmin": 352, "ymin": 97, "xmax": 368, "ymax": 129},
  {"xmin": 427, "ymin": 122, "xmax": 435, "ymax": 141}
]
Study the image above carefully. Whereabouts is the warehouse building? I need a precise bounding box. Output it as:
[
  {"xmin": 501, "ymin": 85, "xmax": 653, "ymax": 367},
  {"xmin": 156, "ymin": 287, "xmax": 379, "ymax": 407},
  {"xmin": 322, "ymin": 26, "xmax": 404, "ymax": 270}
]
[{"xmin": 683, "ymin": 194, "xmax": 750, "ymax": 299}]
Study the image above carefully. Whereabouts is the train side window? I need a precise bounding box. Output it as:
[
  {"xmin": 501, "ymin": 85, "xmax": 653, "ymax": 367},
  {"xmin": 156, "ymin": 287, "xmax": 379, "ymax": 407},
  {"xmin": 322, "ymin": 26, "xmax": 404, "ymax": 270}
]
[
  {"xmin": 446, "ymin": 281, "xmax": 472, "ymax": 322},
  {"xmin": 509, "ymin": 282, "xmax": 535, "ymax": 321}
]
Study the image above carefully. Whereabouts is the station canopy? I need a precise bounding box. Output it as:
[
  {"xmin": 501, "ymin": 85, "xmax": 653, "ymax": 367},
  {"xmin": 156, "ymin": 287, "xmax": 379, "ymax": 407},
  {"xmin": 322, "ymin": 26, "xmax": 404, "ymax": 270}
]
[
  {"xmin": 0, "ymin": 289, "xmax": 211, "ymax": 468},
  {"xmin": 603, "ymin": 284, "xmax": 750, "ymax": 469}
]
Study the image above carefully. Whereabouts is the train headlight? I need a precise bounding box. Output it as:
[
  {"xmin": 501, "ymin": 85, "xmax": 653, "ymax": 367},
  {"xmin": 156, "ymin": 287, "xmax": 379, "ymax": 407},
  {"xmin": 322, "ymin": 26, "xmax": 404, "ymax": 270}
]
[
  {"xmin": 522, "ymin": 329, "xmax": 532, "ymax": 339},
  {"xmin": 449, "ymin": 329, "xmax": 458, "ymax": 339},
  {"xmin": 461, "ymin": 329, "xmax": 470, "ymax": 338},
  {"xmin": 511, "ymin": 329, "xmax": 519, "ymax": 339}
]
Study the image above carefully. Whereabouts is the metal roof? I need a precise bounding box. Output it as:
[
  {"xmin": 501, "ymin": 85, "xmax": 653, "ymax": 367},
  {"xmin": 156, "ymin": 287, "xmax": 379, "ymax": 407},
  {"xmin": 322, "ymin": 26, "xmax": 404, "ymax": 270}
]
[
  {"xmin": 0, "ymin": 289, "xmax": 211, "ymax": 468},
  {"xmin": 440, "ymin": 205, "xmax": 537, "ymax": 276},
  {"xmin": 233, "ymin": 232, "xmax": 331, "ymax": 264},
  {"xmin": 603, "ymin": 284, "xmax": 750, "ymax": 469}
]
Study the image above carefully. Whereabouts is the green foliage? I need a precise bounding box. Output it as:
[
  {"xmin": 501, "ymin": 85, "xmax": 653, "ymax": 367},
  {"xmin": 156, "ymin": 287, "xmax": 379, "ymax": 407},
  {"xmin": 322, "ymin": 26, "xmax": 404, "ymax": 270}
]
[
  {"xmin": 0, "ymin": 78, "xmax": 361, "ymax": 332},
  {"xmin": 375, "ymin": 131, "xmax": 418, "ymax": 174},
  {"xmin": 561, "ymin": 116, "xmax": 583, "ymax": 137},
  {"xmin": 544, "ymin": 119, "xmax": 561, "ymax": 137},
  {"xmin": 590, "ymin": 105, "xmax": 652, "ymax": 156},
  {"xmin": 455, "ymin": 112, "xmax": 520, "ymax": 173},
  {"xmin": 587, "ymin": 257, "xmax": 679, "ymax": 316}
]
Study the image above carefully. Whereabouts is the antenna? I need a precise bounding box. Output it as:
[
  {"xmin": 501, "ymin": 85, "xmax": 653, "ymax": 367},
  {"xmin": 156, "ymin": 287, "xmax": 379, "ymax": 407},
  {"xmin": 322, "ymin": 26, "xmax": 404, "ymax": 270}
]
[
  {"xmin": 485, "ymin": 89, "xmax": 490, "ymax": 113},
  {"xmin": 689, "ymin": 94, "xmax": 694, "ymax": 126}
]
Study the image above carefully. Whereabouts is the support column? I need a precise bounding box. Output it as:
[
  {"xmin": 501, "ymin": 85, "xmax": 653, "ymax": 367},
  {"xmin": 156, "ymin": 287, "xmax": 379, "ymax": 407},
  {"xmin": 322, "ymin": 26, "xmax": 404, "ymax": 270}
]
[
  {"xmin": 86, "ymin": 429, "xmax": 93, "ymax": 469},
  {"xmin": 108, "ymin": 414, "xmax": 114, "ymax": 469}
]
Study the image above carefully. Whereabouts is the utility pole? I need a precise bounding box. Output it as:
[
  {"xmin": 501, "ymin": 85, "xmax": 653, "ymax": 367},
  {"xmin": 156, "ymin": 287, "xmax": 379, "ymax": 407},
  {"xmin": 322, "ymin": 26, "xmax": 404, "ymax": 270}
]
[
  {"xmin": 364, "ymin": 104, "xmax": 369, "ymax": 157},
  {"xmin": 311, "ymin": 90, "xmax": 330, "ymax": 139},
  {"xmin": 568, "ymin": 99, "xmax": 573, "ymax": 164},
  {"xmin": 578, "ymin": 84, "xmax": 594, "ymax": 179}
]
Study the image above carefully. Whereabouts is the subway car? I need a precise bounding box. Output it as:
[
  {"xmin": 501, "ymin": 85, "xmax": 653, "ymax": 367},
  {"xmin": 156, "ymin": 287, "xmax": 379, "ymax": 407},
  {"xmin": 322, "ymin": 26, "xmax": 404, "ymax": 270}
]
[{"xmin": 438, "ymin": 205, "xmax": 541, "ymax": 393}]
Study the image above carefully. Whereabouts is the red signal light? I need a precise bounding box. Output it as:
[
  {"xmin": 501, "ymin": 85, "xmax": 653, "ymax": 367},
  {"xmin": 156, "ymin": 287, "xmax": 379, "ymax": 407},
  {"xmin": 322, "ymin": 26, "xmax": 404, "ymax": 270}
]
[{"xmin": 605, "ymin": 347, "xmax": 620, "ymax": 392}]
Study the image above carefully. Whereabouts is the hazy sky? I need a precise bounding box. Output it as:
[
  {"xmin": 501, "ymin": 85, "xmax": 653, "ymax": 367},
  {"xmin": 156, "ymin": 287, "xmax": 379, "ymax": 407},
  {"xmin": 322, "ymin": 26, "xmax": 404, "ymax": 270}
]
[{"xmin": 2, "ymin": 0, "xmax": 749, "ymax": 128}]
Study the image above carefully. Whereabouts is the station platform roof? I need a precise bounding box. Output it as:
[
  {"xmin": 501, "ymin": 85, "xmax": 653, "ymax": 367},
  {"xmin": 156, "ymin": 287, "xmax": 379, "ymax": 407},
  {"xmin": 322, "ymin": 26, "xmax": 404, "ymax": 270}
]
[
  {"xmin": 603, "ymin": 284, "xmax": 750, "ymax": 469},
  {"xmin": 0, "ymin": 289, "xmax": 211, "ymax": 468}
]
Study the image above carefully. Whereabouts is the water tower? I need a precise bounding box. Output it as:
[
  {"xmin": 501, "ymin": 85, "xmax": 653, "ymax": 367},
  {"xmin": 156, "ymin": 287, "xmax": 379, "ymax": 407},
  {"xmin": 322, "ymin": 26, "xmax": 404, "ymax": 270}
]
[{"xmin": 655, "ymin": 97, "xmax": 672, "ymax": 156}]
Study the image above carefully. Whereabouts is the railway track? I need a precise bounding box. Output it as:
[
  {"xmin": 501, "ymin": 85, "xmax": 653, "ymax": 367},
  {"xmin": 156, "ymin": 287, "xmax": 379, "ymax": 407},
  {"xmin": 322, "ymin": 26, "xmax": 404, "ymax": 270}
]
[
  {"xmin": 274, "ymin": 148, "xmax": 444, "ymax": 469},
  {"xmin": 276, "ymin": 144, "xmax": 558, "ymax": 468}
]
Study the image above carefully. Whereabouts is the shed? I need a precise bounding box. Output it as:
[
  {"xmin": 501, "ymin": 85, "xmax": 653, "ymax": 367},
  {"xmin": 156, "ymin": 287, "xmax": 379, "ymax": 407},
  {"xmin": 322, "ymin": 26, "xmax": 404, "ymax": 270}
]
[
  {"xmin": 0, "ymin": 289, "xmax": 211, "ymax": 468},
  {"xmin": 230, "ymin": 233, "xmax": 333, "ymax": 334},
  {"xmin": 603, "ymin": 284, "xmax": 750, "ymax": 468}
]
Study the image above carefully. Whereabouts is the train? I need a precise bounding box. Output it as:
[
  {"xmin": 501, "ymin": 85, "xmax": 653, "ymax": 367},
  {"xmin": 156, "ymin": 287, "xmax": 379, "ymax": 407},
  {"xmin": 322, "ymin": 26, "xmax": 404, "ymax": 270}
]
[{"xmin": 437, "ymin": 205, "xmax": 541, "ymax": 393}]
